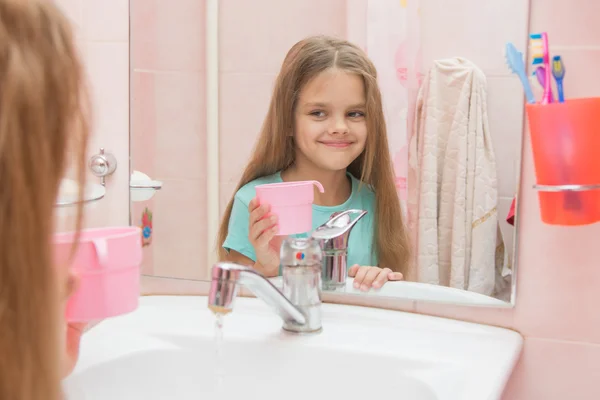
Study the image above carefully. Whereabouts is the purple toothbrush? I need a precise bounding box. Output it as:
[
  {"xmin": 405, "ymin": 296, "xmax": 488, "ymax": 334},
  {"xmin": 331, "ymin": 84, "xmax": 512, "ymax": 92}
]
[{"xmin": 534, "ymin": 66, "xmax": 554, "ymax": 103}]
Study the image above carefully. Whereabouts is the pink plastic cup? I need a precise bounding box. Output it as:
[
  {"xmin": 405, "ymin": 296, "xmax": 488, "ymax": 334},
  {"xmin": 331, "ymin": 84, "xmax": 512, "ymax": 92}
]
[
  {"xmin": 54, "ymin": 226, "xmax": 143, "ymax": 322},
  {"xmin": 255, "ymin": 180, "xmax": 324, "ymax": 235}
]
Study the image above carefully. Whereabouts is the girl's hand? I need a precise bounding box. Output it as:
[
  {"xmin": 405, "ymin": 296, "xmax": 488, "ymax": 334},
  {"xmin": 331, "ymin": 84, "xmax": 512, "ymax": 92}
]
[
  {"xmin": 62, "ymin": 271, "xmax": 88, "ymax": 378},
  {"xmin": 248, "ymin": 198, "xmax": 281, "ymax": 276},
  {"xmin": 348, "ymin": 265, "xmax": 403, "ymax": 291},
  {"xmin": 63, "ymin": 321, "xmax": 86, "ymax": 377}
]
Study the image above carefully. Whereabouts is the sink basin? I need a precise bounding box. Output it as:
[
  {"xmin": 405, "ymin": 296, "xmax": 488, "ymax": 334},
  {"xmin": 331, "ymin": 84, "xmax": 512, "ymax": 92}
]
[
  {"xmin": 269, "ymin": 276, "xmax": 508, "ymax": 306},
  {"xmin": 62, "ymin": 296, "xmax": 522, "ymax": 400}
]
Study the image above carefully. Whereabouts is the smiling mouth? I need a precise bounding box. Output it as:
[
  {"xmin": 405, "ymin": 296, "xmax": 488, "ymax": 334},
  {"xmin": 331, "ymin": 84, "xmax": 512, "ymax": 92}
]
[{"xmin": 319, "ymin": 141, "xmax": 353, "ymax": 148}]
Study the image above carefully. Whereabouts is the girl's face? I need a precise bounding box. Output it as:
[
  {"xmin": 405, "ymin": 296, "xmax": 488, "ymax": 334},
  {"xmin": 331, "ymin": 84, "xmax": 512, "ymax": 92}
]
[{"xmin": 293, "ymin": 69, "xmax": 367, "ymax": 172}]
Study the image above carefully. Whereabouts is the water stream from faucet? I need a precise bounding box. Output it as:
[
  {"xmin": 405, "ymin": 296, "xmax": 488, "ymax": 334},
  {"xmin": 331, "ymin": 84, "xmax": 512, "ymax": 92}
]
[
  {"xmin": 210, "ymin": 305, "xmax": 231, "ymax": 396},
  {"xmin": 214, "ymin": 313, "xmax": 225, "ymax": 395}
]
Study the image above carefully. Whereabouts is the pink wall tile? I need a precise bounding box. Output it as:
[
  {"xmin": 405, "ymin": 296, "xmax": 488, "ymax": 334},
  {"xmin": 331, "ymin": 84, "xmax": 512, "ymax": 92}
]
[
  {"xmin": 130, "ymin": 0, "xmax": 207, "ymax": 279},
  {"xmin": 82, "ymin": 0, "xmax": 129, "ymax": 42},
  {"xmin": 131, "ymin": 72, "xmax": 157, "ymax": 179},
  {"xmin": 529, "ymin": 0, "xmax": 600, "ymax": 46},
  {"xmin": 141, "ymin": 275, "xmax": 209, "ymax": 296},
  {"xmin": 486, "ymin": 76, "xmax": 525, "ymax": 198},
  {"xmin": 219, "ymin": 0, "xmax": 346, "ymax": 74},
  {"xmin": 420, "ymin": 0, "xmax": 529, "ymax": 75},
  {"xmin": 83, "ymin": 42, "xmax": 130, "ymax": 226},
  {"xmin": 219, "ymin": 182, "xmax": 238, "ymax": 218},
  {"xmin": 55, "ymin": 0, "xmax": 130, "ymax": 229},
  {"xmin": 130, "ymin": 0, "xmax": 206, "ymax": 71},
  {"xmin": 54, "ymin": 0, "xmax": 83, "ymax": 29},
  {"xmin": 502, "ymin": 338, "xmax": 600, "ymax": 399},
  {"xmin": 345, "ymin": 0, "xmax": 367, "ymax": 51},
  {"xmin": 148, "ymin": 72, "xmax": 206, "ymax": 181},
  {"xmin": 219, "ymin": 72, "xmax": 276, "ymax": 183},
  {"xmin": 151, "ymin": 178, "xmax": 208, "ymax": 280}
]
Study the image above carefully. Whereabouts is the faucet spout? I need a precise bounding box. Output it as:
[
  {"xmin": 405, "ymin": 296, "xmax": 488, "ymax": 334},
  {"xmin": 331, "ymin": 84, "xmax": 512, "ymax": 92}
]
[{"xmin": 208, "ymin": 262, "xmax": 307, "ymax": 328}]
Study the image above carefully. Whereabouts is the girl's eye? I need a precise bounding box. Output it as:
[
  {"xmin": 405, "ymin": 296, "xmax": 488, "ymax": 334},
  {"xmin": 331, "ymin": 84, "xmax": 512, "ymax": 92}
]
[
  {"xmin": 310, "ymin": 110, "xmax": 326, "ymax": 118},
  {"xmin": 348, "ymin": 111, "xmax": 365, "ymax": 118}
]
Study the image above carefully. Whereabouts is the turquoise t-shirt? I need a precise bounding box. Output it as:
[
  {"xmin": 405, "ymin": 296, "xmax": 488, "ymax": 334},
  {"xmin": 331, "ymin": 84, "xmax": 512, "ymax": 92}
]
[{"xmin": 222, "ymin": 171, "xmax": 378, "ymax": 269}]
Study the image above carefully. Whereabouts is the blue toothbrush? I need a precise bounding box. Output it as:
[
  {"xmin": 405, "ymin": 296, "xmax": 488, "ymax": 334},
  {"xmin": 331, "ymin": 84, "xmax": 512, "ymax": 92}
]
[
  {"xmin": 504, "ymin": 42, "xmax": 536, "ymax": 104},
  {"xmin": 552, "ymin": 55, "xmax": 566, "ymax": 103}
]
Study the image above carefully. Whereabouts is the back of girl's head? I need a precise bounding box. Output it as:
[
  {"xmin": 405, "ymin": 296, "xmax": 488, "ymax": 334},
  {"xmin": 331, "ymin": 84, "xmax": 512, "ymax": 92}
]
[
  {"xmin": 217, "ymin": 36, "xmax": 410, "ymax": 276},
  {"xmin": 0, "ymin": 1, "xmax": 89, "ymax": 399}
]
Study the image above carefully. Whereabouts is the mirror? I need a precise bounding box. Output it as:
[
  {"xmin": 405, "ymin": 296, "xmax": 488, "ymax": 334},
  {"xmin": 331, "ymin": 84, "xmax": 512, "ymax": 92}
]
[{"xmin": 130, "ymin": 0, "xmax": 529, "ymax": 307}]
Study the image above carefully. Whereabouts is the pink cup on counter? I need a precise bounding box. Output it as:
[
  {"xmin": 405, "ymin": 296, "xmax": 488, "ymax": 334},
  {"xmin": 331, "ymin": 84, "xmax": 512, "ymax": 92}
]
[
  {"xmin": 54, "ymin": 226, "xmax": 143, "ymax": 322},
  {"xmin": 255, "ymin": 180, "xmax": 324, "ymax": 235}
]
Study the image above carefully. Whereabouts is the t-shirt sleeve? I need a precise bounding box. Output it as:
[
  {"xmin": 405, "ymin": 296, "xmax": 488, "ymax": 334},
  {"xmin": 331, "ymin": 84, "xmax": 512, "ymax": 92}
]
[{"xmin": 222, "ymin": 194, "xmax": 257, "ymax": 262}]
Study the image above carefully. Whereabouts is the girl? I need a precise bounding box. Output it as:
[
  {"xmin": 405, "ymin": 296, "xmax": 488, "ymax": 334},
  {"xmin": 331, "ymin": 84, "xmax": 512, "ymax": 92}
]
[
  {"xmin": 218, "ymin": 36, "xmax": 411, "ymax": 291},
  {"xmin": 0, "ymin": 1, "xmax": 90, "ymax": 399}
]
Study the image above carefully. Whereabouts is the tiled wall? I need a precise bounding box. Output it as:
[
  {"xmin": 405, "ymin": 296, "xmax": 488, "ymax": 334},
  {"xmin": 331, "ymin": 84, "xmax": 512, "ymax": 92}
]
[
  {"xmin": 130, "ymin": 0, "xmax": 208, "ymax": 280},
  {"xmin": 54, "ymin": 0, "xmax": 130, "ymax": 229}
]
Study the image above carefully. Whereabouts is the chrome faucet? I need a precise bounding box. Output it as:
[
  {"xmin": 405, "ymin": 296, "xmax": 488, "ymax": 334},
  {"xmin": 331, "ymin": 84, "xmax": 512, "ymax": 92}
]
[
  {"xmin": 208, "ymin": 237, "xmax": 323, "ymax": 334},
  {"xmin": 311, "ymin": 209, "xmax": 367, "ymax": 290}
]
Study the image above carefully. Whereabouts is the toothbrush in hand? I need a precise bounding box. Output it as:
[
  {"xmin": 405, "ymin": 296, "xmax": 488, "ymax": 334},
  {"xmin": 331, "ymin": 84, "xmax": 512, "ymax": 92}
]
[
  {"xmin": 504, "ymin": 42, "xmax": 536, "ymax": 104},
  {"xmin": 552, "ymin": 55, "xmax": 566, "ymax": 103}
]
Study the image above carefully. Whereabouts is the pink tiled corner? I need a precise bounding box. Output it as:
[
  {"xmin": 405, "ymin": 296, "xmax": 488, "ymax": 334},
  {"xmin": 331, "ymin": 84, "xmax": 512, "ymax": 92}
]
[{"xmin": 501, "ymin": 338, "xmax": 600, "ymax": 400}]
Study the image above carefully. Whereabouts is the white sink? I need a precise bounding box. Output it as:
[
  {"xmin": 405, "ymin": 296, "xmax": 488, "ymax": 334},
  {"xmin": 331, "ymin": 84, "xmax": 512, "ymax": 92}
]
[
  {"xmin": 63, "ymin": 296, "xmax": 522, "ymax": 400},
  {"xmin": 269, "ymin": 276, "xmax": 508, "ymax": 306}
]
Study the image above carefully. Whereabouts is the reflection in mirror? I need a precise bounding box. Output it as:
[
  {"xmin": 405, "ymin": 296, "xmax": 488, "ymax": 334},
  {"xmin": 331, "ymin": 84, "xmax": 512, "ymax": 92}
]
[{"xmin": 130, "ymin": 0, "xmax": 528, "ymax": 307}]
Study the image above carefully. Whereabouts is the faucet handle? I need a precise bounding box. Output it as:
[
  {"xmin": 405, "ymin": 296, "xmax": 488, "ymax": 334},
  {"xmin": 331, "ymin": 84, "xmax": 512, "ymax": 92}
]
[{"xmin": 311, "ymin": 209, "xmax": 367, "ymax": 248}]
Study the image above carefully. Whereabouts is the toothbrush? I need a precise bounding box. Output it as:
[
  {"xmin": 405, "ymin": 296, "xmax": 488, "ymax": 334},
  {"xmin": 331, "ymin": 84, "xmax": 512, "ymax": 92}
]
[
  {"xmin": 504, "ymin": 42, "xmax": 536, "ymax": 104},
  {"xmin": 529, "ymin": 33, "xmax": 553, "ymax": 104},
  {"xmin": 534, "ymin": 66, "xmax": 555, "ymax": 102},
  {"xmin": 552, "ymin": 55, "xmax": 566, "ymax": 102},
  {"xmin": 550, "ymin": 53, "xmax": 578, "ymax": 209},
  {"xmin": 537, "ymin": 53, "xmax": 578, "ymax": 209}
]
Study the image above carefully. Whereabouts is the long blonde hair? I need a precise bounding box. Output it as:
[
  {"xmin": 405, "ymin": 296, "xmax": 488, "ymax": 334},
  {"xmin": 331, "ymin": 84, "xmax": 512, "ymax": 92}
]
[
  {"xmin": 0, "ymin": 1, "xmax": 90, "ymax": 399},
  {"xmin": 217, "ymin": 36, "xmax": 410, "ymax": 276}
]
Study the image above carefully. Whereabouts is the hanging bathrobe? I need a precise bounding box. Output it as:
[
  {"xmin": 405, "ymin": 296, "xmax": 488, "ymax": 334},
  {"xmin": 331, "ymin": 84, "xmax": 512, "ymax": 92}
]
[{"xmin": 407, "ymin": 57, "xmax": 506, "ymax": 296}]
